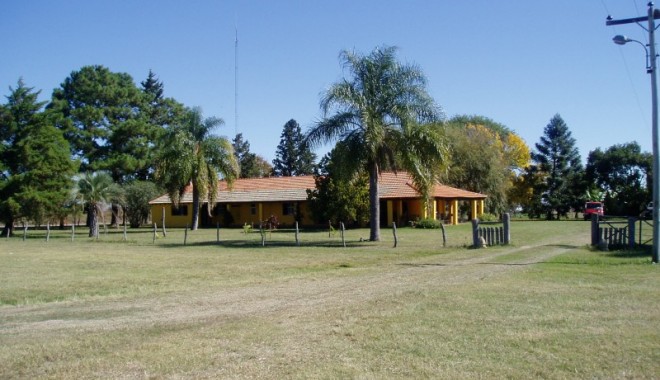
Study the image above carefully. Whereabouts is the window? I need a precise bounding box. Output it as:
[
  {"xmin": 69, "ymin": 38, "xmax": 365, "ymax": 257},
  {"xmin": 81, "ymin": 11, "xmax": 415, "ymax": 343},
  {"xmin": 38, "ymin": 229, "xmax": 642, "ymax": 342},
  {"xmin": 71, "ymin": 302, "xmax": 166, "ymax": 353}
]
[
  {"xmin": 171, "ymin": 205, "xmax": 188, "ymax": 216},
  {"xmin": 282, "ymin": 202, "xmax": 295, "ymax": 216},
  {"xmin": 251, "ymin": 203, "xmax": 257, "ymax": 215}
]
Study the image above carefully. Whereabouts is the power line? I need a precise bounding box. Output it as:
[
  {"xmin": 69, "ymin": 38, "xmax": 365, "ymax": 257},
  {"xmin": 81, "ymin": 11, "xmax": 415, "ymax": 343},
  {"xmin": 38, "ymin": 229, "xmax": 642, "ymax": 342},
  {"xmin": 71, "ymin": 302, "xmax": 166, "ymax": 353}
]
[{"xmin": 603, "ymin": 0, "xmax": 650, "ymax": 125}]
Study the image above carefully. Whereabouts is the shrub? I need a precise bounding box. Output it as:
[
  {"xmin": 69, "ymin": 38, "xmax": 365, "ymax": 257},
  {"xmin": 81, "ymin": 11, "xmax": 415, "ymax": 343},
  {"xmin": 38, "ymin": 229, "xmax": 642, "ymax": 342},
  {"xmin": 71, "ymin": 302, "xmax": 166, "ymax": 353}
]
[
  {"xmin": 123, "ymin": 181, "xmax": 160, "ymax": 228},
  {"xmin": 414, "ymin": 218, "xmax": 442, "ymax": 229},
  {"xmin": 478, "ymin": 213, "xmax": 500, "ymax": 222}
]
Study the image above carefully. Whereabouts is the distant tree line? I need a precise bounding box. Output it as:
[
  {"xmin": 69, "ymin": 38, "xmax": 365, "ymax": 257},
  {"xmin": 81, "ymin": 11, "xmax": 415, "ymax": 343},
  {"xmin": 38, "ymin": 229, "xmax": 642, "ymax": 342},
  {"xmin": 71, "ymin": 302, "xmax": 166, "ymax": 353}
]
[{"xmin": 1, "ymin": 47, "xmax": 652, "ymax": 239}]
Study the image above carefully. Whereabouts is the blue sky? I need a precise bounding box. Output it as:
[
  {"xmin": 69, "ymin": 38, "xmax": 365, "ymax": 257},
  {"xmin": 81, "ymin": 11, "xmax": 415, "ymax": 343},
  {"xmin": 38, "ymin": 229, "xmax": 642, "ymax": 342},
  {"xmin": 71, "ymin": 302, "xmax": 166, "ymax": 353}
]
[{"xmin": 1, "ymin": 1, "xmax": 656, "ymax": 163}]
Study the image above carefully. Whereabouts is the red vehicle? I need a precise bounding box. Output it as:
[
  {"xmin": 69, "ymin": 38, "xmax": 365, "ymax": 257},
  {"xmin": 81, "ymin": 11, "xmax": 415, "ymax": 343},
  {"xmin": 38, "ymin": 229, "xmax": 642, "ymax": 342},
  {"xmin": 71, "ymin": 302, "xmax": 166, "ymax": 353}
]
[{"xmin": 583, "ymin": 201, "xmax": 604, "ymax": 220}]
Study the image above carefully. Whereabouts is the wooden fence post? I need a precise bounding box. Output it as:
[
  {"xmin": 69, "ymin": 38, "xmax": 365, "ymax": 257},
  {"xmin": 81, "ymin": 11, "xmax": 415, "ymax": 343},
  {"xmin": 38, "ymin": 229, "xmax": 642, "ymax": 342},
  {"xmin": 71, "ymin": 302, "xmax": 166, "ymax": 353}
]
[
  {"xmin": 162, "ymin": 207, "xmax": 167, "ymax": 237},
  {"xmin": 471, "ymin": 219, "xmax": 479, "ymax": 248},
  {"xmin": 46, "ymin": 222, "xmax": 51, "ymax": 242},
  {"xmin": 295, "ymin": 221, "xmax": 300, "ymax": 246},
  {"xmin": 260, "ymin": 223, "xmax": 265, "ymax": 246},
  {"xmin": 23, "ymin": 224, "xmax": 27, "ymax": 241},
  {"xmin": 591, "ymin": 213, "xmax": 600, "ymax": 246},
  {"xmin": 217, "ymin": 223, "xmax": 220, "ymax": 244},
  {"xmin": 628, "ymin": 217, "xmax": 636, "ymax": 249},
  {"xmin": 153, "ymin": 223, "xmax": 157, "ymax": 244},
  {"xmin": 392, "ymin": 222, "xmax": 398, "ymax": 248},
  {"xmin": 340, "ymin": 222, "xmax": 346, "ymax": 248},
  {"xmin": 440, "ymin": 223, "xmax": 447, "ymax": 247},
  {"xmin": 71, "ymin": 224, "xmax": 74, "ymax": 242},
  {"xmin": 503, "ymin": 213, "xmax": 511, "ymax": 244}
]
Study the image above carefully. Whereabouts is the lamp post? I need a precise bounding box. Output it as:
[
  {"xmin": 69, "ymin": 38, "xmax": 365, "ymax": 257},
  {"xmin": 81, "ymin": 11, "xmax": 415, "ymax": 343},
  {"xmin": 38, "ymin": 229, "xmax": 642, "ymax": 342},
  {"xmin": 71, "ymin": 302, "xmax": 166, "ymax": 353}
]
[{"xmin": 607, "ymin": 2, "xmax": 660, "ymax": 264}]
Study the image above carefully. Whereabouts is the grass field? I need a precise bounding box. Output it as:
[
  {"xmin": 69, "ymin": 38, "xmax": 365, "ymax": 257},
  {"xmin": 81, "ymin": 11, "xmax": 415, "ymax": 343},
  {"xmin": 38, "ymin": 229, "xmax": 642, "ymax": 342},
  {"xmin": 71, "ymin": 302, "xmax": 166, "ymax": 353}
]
[{"xmin": 1, "ymin": 221, "xmax": 658, "ymax": 379}]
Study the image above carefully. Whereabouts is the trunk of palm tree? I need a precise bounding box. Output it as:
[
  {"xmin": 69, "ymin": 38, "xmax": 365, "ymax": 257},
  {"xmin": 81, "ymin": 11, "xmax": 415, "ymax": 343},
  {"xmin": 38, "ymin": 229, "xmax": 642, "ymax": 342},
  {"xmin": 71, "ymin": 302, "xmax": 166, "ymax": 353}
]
[
  {"xmin": 110, "ymin": 203, "xmax": 120, "ymax": 227},
  {"xmin": 369, "ymin": 163, "xmax": 380, "ymax": 241},
  {"xmin": 191, "ymin": 184, "xmax": 200, "ymax": 230},
  {"xmin": 88, "ymin": 206, "xmax": 99, "ymax": 238}
]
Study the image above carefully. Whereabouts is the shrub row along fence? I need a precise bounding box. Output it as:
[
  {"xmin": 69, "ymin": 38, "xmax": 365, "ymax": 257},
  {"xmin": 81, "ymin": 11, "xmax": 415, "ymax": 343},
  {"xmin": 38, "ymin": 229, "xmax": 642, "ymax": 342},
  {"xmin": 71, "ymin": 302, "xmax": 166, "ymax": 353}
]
[{"xmin": 471, "ymin": 213, "xmax": 510, "ymax": 248}]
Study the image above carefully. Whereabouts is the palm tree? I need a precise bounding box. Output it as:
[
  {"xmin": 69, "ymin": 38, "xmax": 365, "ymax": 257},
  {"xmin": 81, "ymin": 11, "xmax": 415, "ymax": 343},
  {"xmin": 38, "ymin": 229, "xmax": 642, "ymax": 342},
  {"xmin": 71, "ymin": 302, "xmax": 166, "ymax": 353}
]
[
  {"xmin": 76, "ymin": 172, "xmax": 118, "ymax": 238},
  {"xmin": 155, "ymin": 107, "xmax": 238, "ymax": 230},
  {"xmin": 306, "ymin": 46, "xmax": 448, "ymax": 241}
]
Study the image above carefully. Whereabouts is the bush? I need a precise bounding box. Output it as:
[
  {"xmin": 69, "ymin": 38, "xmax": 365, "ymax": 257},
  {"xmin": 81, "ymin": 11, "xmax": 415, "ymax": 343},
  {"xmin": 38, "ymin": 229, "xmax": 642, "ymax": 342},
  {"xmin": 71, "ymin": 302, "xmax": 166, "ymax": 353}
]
[
  {"xmin": 123, "ymin": 181, "xmax": 160, "ymax": 228},
  {"xmin": 478, "ymin": 213, "xmax": 500, "ymax": 222},
  {"xmin": 414, "ymin": 218, "xmax": 443, "ymax": 229}
]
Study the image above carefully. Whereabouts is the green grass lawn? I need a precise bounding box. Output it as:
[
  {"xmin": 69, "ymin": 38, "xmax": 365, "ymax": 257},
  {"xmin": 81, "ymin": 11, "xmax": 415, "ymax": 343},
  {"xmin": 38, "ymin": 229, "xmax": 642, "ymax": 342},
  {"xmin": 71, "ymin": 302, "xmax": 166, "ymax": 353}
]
[{"xmin": 1, "ymin": 221, "xmax": 658, "ymax": 379}]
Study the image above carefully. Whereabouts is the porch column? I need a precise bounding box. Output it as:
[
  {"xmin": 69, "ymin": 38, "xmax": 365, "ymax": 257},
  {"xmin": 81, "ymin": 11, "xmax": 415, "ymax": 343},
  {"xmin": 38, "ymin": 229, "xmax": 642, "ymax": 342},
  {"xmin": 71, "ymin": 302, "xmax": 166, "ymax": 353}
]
[
  {"xmin": 452, "ymin": 199, "xmax": 459, "ymax": 225},
  {"xmin": 479, "ymin": 199, "xmax": 485, "ymax": 216},
  {"xmin": 471, "ymin": 200, "xmax": 478, "ymax": 220},
  {"xmin": 387, "ymin": 200, "xmax": 394, "ymax": 226},
  {"xmin": 438, "ymin": 199, "xmax": 446, "ymax": 221},
  {"xmin": 433, "ymin": 199, "xmax": 438, "ymax": 220},
  {"xmin": 258, "ymin": 203, "xmax": 263, "ymax": 222}
]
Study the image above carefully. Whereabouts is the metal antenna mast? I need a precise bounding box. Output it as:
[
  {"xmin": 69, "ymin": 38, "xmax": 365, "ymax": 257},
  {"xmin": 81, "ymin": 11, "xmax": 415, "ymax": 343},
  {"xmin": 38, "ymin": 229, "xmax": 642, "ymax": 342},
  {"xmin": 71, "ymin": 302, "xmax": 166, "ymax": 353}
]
[{"xmin": 234, "ymin": 25, "xmax": 239, "ymax": 137}]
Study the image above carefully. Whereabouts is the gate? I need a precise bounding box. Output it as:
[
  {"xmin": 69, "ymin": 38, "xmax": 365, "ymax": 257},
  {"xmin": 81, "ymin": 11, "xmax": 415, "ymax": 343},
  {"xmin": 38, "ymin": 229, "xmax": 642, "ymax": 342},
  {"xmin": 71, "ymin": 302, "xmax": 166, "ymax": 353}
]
[
  {"xmin": 590, "ymin": 215, "xmax": 635, "ymax": 249},
  {"xmin": 472, "ymin": 213, "xmax": 510, "ymax": 247}
]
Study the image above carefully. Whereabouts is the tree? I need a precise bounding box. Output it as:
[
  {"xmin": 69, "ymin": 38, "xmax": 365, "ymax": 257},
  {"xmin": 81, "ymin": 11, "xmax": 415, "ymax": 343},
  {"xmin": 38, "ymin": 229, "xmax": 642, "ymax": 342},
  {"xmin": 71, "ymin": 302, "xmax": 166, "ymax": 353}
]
[
  {"xmin": 444, "ymin": 115, "xmax": 531, "ymax": 214},
  {"xmin": 76, "ymin": 172, "xmax": 119, "ymax": 238},
  {"xmin": 122, "ymin": 181, "xmax": 160, "ymax": 228},
  {"xmin": 272, "ymin": 119, "xmax": 316, "ymax": 176},
  {"xmin": 155, "ymin": 107, "xmax": 239, "ymax": 230},
  {"xmin": 233, "ymin": 133, "xmax": 273, "ymax": 178},
  {"xmin": 531, "ymin": 114, "xmax": 584, "ymax": 219},
  {"xmin": 306, "ymin": 46, "xmax": 447, "ymax": 241},
  {"xmin": 586, "ymin": 142, "xmax": 651, "ymax": 216},
  {"xmin": 49, "ymin": 65, "xmax": 149, "ymax": 179},
  {"xmin": 444, "ymin": 122, "xmax": 510, "ymax": 214},
  {"xmin": 0, "ymin": 80, "xmax": 77, "ymax": 236},
  {"xmin": 306, "ymin": 143, "xmax": 370, "ymax": 226}
]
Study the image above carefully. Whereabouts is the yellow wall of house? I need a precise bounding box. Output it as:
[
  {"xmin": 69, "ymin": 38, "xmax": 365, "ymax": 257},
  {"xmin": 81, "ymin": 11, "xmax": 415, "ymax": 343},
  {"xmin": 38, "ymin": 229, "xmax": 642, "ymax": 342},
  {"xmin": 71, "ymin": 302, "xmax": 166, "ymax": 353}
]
[{"xmin": 152, "ymin": 204, "xmax": 197, "ymax": 229}]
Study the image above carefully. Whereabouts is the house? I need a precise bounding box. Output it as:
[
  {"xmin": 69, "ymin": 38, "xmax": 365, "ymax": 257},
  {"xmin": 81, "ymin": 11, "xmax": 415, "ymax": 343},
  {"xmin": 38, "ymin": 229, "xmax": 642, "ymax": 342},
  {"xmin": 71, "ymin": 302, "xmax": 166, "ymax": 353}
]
[{"xmin": 148, "ymin": 172, "xmax": 487, "ymax": 228}]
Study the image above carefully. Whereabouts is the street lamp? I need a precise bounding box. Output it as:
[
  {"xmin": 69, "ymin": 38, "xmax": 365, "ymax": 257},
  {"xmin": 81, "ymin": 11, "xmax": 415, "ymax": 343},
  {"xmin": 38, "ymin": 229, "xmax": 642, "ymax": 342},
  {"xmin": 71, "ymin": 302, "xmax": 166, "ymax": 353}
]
[
  {"xmin": 612, "ymin": 35, "xmax": 652, "ymax": 73},
  {"xmin": 608, "ymin": 2, "xmax": 660, "ymax": 264}
]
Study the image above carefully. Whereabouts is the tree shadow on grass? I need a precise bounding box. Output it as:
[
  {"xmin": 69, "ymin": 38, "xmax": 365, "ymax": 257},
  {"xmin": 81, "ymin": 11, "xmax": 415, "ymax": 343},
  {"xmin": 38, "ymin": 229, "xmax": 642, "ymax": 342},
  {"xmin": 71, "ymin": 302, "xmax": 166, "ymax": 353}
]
[{"xmin": 157, "ymin": 239, "xmax": 370, "ymax": 249}]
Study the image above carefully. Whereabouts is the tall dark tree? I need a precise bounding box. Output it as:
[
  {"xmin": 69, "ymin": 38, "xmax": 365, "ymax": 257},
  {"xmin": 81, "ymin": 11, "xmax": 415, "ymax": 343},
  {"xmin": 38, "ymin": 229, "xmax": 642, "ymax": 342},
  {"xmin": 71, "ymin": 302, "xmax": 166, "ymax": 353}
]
[
  {"xmin": 0, "ymin": 80, "xmax": 77, "ymax": 235},
  {"xmin": 140, "ymin": 69, "xmax": 185, "ymax": 150},
  {"xmin": 531, "ymin": 114, "xmax": 584, "ymax": 219},
  {"xmin": 586, "ymin": 142, "xmax": 652, "ymax": 216},
  {"xmin": 233, "ymin": 133, "xmax": 273, "ymax": 178},
  {"xmin": 49, "ymin": 65, "xmax": 146, "ymax": 178},
  {"xmin": 141, "ymin": 69, "xmax": 164, "ymax": 103},
  {"xmin": 273, "ymin": 119, "xmax": 316, "ymax": 176},
  {"xmin": 306, "ymin": 46, "xmax": 448, "ymax": 241}
]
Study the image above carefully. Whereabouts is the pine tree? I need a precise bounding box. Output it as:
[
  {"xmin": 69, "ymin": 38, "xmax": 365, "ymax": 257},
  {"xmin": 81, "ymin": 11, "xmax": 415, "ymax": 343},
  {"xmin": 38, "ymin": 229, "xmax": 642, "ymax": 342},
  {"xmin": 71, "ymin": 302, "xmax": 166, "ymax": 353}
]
[
  {"xmin": 531, "ymin": 114, "xmax": 583, "ymax": 219},
  {"xmin": 0, "ymin": 80, "xmax": 77, "ymax": 235},
  {"xmin": 233, "ymin": 133, "xmax": 272, "ymax": 178},
  {"xmin": 272, "ymin": 119, "xmax": 316, "ymax": 176}
]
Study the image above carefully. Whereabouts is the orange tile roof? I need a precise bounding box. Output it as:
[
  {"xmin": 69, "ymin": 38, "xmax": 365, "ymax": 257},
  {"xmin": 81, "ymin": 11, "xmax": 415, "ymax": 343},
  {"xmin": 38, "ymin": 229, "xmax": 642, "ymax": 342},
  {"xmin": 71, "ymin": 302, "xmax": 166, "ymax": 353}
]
[
  {"xmin": 378, "ymin": 172, "xmax": 487, "ymax": 200},
  {"xmin": 149, "ymin": 172, "xmax": 486, "ymax": 205}
]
